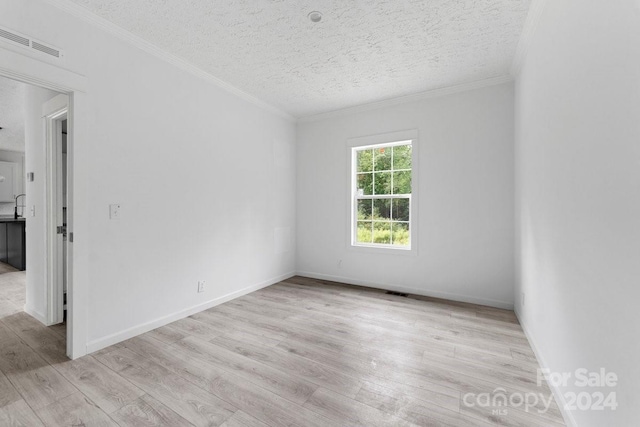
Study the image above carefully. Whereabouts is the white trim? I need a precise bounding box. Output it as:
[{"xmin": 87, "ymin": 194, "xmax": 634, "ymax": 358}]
[
  {"xmin": 297, "ymin": 271, "xmax": 514, "ymax": 310},
  {"xmin": 346, "ymin": 242, "xmax": 415, "ymax": 257},
  {"xmin": 42, "ymin": 95, "xmax": 68, "ymax": 326},
  {"xmin": 42, "ymin": 94, "xmax": 69, "ymax": 117},
  {"xmin": 347, "ymin": 130, "xmax": 419, "ymax": 148},
  {"xmin": 41, "ymin": 0, "xmax": 294, "ymax": 122},
  {"xmin": 514, "ymin": 310, "xmax": 578, "ymax": 427},
  {"xmin": 24, "ymin": 304, "xmax": 48, "ymax": 324},
  {"xmin": 510, "ymin": 0, "xmax": 549, "ymax": 77},
  {"xmin": 299, "ymin": 75, "xmax": 513, "ymax": 123},
  {"xmin": 86, "ymin": 271, "xmax": 295, "ymax": 354},
  {"xmin": 0, "ymin": 48, "xmax": 86, "ymax": 93},
  {"xmin": 66, "ymin": 91, "xmax": 87, "ymax": 359}
]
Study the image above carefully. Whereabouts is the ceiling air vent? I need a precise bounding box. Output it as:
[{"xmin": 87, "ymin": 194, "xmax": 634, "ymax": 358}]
[
  {"xmin": 0, "ymin": 25, "xmax": 64, "ymax": 60},
  {"xmin": 31, "ymin": 40, "xmax": 61, "ymax": 58},
  {"xmin": 0, "ymin": 28, "xmax": 29, "ymax": 47}
]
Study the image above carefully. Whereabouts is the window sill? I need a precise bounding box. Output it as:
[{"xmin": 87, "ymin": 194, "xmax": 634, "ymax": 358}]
[{"xmin": 348, "ymin": 243, "xmax": 418, "ymax": 257}]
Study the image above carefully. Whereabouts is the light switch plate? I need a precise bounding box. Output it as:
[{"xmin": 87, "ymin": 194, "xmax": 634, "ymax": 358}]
[{"xmin": 109, "ymin": 204, "xmax": 121, "ymax": 219}]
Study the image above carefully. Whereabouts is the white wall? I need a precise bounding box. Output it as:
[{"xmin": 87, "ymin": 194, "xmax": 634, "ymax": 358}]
[
  {"xmin": 297, "ymin": 83, "xmax": 515, "ymax": 308},
  {"xmin": 0, "ymin": 149, "xmax": 25, "ymax": 215},
  {"xmin": 515, "ymin": 1, "xmax": 640, "ymax": 425},
  {"xmin": 2, "ymin": 0, "xmax": 296, "ymax": 353},
  {"xmin": 0, "ymin": 77, "xmax": 26, "ymax": 152}
]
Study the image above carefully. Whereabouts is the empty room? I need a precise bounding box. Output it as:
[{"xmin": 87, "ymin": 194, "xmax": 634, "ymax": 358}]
[{"xmin": 0, "ymin": 0, "xmax": 637, "ymax": 426}]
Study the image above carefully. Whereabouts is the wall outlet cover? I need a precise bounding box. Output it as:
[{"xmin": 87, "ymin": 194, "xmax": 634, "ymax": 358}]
[{"xmin": 198, "ymin": 281, "xmax": 205, "ymax": 293}]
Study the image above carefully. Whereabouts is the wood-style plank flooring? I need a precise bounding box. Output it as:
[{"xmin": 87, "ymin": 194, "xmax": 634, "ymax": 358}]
[
  {"xmin": 0, "ymin": 262, "xmax": 24, "ymax": 319},
  {"xmin": 0, "ymin": 275, "xmax": 566, "ymax": 426}
]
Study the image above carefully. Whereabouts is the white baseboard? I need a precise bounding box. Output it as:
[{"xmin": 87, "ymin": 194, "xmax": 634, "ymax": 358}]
[
  {"xmin": 295, "ymin": 271, "xmax": 514, "ymax": 310},
  {"xmin": 514, "ymin": 309, "xmax": 577, "ymax": 427},
  {"xmin": 86, "ymin": 271, "xmax": 295, "ymax": 354},
  {"xmin": 24, "ymin": 304, "xmax": 48, "ymax": 325}
]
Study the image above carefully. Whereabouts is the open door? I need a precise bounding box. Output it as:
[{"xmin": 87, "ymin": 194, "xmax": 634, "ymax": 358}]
[{"xmin": 42, "ymin": 94, "xmax": 68, "ymax": 326}]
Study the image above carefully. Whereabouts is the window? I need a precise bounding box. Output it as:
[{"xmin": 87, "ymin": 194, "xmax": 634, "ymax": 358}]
[{"xmin": 352, "ymin": 140, "xmax": 412, "ymax": 249}]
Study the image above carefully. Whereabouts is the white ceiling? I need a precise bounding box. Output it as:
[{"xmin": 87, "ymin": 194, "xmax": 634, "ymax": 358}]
[
  {"xmin": 0, "ymin": 77, "xmax": 26, "ymax": 152},
  {"xmin": 69, "ymin": 0, "xmax": 532, "ymax": 118}
]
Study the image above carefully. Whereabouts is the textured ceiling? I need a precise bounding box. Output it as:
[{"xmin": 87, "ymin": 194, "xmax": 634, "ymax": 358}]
[
  {"xmin": 0, "ymin": 77, "xmax": 25, "ymax": 152},
  {"xmin": 68, "ymin": 0, "xmax": 531, "ymax": 118}
]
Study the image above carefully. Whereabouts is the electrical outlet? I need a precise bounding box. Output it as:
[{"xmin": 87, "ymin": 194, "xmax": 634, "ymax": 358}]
[
  {"xmin": 198, "ymin": 281, "xmax": 205, "ymax": 293},
  {"xmin": 337, "ymin": 259, "xmax": 343, "ymax": 269}
]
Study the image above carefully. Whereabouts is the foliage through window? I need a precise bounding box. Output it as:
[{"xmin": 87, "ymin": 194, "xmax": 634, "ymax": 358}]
[{"xmin": 353, "ymin": 141, "xmax": 412, "ymax": 248}]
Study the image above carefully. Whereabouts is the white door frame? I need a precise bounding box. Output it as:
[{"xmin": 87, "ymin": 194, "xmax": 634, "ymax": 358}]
[
  {"xmin": 0, "ymin": 47, "xmax": 89, "ymax": 359},
  {"xmin": 43, "ymin": 95, "xmax": 68, "ymax": 326}
]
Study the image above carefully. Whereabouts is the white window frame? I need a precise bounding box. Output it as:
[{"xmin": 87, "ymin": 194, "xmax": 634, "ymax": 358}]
[{"xmin": 347, "ymin": 130, "xmax": 419, "ymax": 255}]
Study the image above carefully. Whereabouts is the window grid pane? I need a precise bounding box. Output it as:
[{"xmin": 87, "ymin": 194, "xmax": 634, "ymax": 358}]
[
  {"xmin": 391, "ymin": 222, "xmax": 410, "ymax": 246},
  {"xmin": 354, "ymin": 141, "xmax": 412, "ymax": 249},
  {"xmin": 357, "ymin": 221, "xmax": 373, "ymax": 244},
  {"xmin": 357, "ymin": 199, "xmax": 373, "ymax": 220}
]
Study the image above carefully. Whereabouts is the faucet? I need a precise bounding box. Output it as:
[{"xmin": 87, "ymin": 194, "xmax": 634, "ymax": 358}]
[{"xmin": 14, "ymin": 194, "xmax": 26, "ymax": 219}]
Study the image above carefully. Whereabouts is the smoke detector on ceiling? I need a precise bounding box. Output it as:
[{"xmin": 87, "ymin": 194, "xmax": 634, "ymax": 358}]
[{"xmin": 308, "ymin": 11, "xmax": 323, "ymax": 23}]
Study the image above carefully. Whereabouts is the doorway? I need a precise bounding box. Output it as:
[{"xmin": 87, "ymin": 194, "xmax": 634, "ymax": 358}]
[
  {"xmin": 0, "ymin": 46, "xmax": 87, "ymax": 359},
  {"xmin": 0, "ymin": 76, "xmax": 29, "ymax": 320},
  {"xmin": 0, "ymin": 74, "xmax": 73, "ymax": 357}
]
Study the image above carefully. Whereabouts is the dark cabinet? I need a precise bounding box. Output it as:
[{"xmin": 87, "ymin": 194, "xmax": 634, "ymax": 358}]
[
  {"xmin": 0, "ymin": 223, "xmax": 6, "ymax": 263},
  {"xmin": 7, "ymin": 222, "xmax": 25, "ymax": 271},
  {"xmin": 0, "ymin": 221, "xmax": 25, "ymax": 271}
]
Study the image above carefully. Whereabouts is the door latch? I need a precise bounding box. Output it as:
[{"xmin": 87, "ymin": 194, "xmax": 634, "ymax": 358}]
[{"xmin": 56, "ymin": 225, "xmax": 67, "ymax": 236}]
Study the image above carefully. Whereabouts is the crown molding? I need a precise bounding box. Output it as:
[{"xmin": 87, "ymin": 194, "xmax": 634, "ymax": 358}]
[
  {"xmin": 510, "ymin": 0, "xmax": 549, "ymax": 77},
  {"xmin": 298, "ymin": 75, "xmax": 514, "ymax": 123},
  {"xmin": 42, "ymin": 0, "xmax": 295, "ymax": 122}
]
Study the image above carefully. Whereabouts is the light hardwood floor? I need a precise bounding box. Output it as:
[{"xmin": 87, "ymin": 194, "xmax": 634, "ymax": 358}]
[
  {"xmin": 0, "ymin": 276, "xmax": 565, "ymax": 426},
  {"xmin": 0, "ymin": 262, "xmax": 25, "ymax": 318}
]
